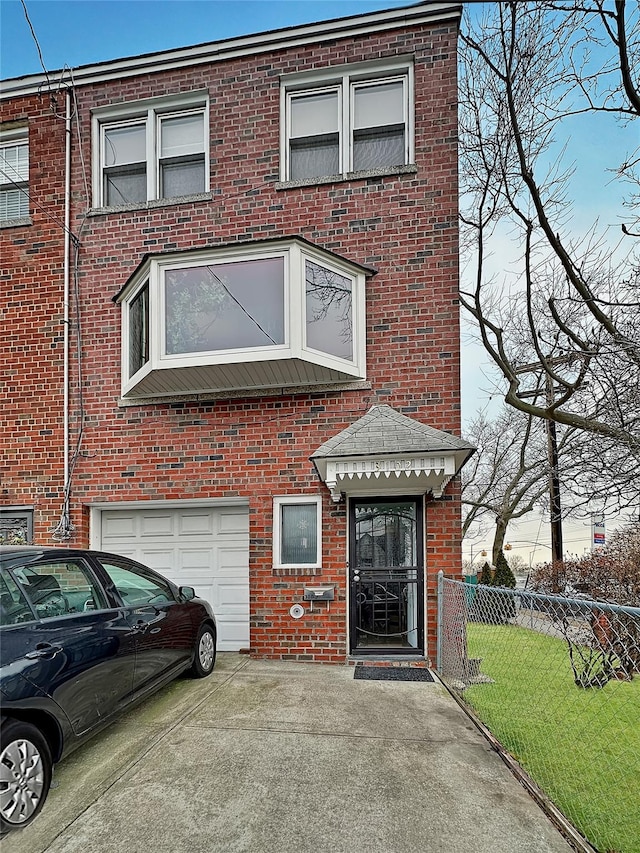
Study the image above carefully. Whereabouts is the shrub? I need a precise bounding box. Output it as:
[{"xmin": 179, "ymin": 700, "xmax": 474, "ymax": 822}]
[
  {"xmin": 479, "ymin": 561, "xmax": 493, "ymax": 585},
  {"xmin": 531, "ymin": 521, "xmax": 640, "ymax": 607},
  {"xmin": 492, "ymin": 550, "xmax": 516, "ymax": 588}
]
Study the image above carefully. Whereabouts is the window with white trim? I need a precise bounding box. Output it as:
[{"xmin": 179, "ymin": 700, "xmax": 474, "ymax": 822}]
[
  {"xmin": 93, "ymin": 94, "xmax": 208, "ymax": 207},
  {"xmin": 116, "ymin": 238, "xmax": 368, "ymax": 400},
  {"xmin": 273, "ymin": 496, "xmax": 322, "ymax": 568},
  {"xmin": 282, "ymin": 61, "xmax": 413, "ymax": 182},
  {"xmin": 0, "ymin": 131, "xmax": 29, "ymax": 222}
]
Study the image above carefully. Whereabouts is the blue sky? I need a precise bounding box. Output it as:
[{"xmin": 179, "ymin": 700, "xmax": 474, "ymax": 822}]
[{"xmin": 0, "ymin": 0, "xmax": 411, "ymax": 79}]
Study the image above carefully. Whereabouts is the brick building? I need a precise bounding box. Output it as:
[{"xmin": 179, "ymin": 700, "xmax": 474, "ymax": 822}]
[{"xmin": 1, "ymin": 1, "xmax": 473, "ymax": 663}]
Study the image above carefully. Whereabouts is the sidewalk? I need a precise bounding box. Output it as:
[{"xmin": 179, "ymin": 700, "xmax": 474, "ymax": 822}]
[{"xmin": 5, "ymin": 655, "xmax": 575, "ymax": 853}]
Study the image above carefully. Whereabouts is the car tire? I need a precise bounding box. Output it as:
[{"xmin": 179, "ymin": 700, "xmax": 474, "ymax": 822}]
[
  {"xmin": 0, "ymin": 719, "xmax": 52, "ymax": 834},
  {"xmin": 190, "ymin": 624, "xmax": 216, "ymax": 678}
]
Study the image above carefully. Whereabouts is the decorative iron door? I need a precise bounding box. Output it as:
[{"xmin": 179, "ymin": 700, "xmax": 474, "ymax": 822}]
[{"xmin": 349, "ymin": 497, "xmax": 424, "ymax": 655}]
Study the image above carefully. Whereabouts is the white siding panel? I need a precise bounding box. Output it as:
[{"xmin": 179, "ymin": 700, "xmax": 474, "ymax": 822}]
[{"xmin": 99, "ymin": 505, "xmax": 249, "ymax": 651}]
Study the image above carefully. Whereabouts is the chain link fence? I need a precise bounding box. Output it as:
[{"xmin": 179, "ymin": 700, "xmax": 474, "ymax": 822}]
[{"xmin": 436, "ymin": 574, "xmax": 640, "ymax": 853}]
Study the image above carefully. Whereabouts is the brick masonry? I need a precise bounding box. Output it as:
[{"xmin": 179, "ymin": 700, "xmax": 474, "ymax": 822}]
[{"xmin": 1, "ymin": 15, "xmax": 462, "ymax": 663}]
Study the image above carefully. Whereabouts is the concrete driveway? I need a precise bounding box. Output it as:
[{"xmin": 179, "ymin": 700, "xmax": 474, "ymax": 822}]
[{"xmin": 4, "ymin": 655, "xmax": 575, "ymax": 853}]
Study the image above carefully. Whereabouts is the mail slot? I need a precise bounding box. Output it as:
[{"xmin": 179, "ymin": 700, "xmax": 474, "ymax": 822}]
[{"xmin": 303, "ymin": 586, "xmax": 335, "ymax": 601}]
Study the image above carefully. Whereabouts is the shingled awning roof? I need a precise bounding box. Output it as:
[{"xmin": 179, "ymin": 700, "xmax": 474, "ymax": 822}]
[{"xmin": 311, "ymin": 405, "xmax": 475, "ymax": 502}]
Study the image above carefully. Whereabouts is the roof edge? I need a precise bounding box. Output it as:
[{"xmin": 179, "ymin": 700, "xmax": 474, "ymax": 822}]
[{"xmin": 1, "ymin": 2, "xmax": 462, "ymax": 99}]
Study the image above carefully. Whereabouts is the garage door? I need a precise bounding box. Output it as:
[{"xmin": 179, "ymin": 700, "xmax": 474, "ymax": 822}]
[{"xmin": 99, "ymin": 505, "xmax": 249, "ymax": 652}]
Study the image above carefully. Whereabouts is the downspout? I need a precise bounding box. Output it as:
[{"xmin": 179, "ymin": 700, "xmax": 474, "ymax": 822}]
[
  {"xmin": 436, "ymin": 570, "xmax": 444, "ymax": 673},
  {"xmin": 52, "ymin": 86, "xmax": 76, "ymax": 542},
  {"xmin": 62, "ymin": 89, "xmax": 72, "ymax": 526}
]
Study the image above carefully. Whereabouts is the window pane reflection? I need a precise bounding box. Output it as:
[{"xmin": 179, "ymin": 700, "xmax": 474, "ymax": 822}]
[
  {"xmin": 305, "ymin": 260, "xmax": 352, "ymax": 360},
  {"xmin": 165, "ymin": 257, "xmax": 285, "ymax": 354},
  {"xmin": 104, "ymin": 124, "xmax": 146, "ymax": 167},
  {"xmin": 129, "ymin": 283, "xmax": 149, "ymax": 377}
]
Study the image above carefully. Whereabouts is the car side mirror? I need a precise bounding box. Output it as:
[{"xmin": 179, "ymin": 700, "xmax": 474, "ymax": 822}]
[{"xmin": 179, "ymin": 586, "xmax": 196, "ymax": 601}]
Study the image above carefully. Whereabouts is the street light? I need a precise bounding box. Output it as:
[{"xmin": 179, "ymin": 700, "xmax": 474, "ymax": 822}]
[{"xmin": 469, "ymin": 545, "xmax": 488, "ymax": 565}]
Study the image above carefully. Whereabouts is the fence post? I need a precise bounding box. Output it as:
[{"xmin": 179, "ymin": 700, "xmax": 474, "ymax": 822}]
[{"xmin": 436, "ymin": 570, "xmax": 444, "ymax": 673}]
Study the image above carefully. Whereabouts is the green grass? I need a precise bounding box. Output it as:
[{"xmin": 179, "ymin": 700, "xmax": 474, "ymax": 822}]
[{"xmin": 464, "ymin": 622, "xmax": 640, "ymax": 853}]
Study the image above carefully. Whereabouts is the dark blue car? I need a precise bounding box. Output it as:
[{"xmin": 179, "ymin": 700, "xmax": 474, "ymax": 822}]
[{"xmin": 0, "ymin": 546, "xmax": 217, "ymax": 834}]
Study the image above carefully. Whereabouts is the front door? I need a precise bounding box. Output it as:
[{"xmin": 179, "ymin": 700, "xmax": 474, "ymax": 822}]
[{"xmin": 349, "ymin": 497, "xmax": 424, "ymax": 655}]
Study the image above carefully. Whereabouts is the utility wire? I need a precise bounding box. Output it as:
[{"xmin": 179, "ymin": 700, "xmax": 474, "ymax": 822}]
[
  {"xmin": 204, "ymin": 265, "xmax": 279, "ymax": 345},
  {"xmin": 9, "ymin": 2, "xmax": 88, "ymax": 539},
  {"xmin": 0, "ymin": 159, "xmax": 79, "ymax": 242},
  {"xmin": 20, "ymin": 0, "xmax": 52, "ymax": 90}
]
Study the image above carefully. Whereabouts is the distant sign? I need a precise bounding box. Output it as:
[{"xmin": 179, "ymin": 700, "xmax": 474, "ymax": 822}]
[{"xmin": 591, "ymin": 516, "xmax": 606, "ymax": 549}]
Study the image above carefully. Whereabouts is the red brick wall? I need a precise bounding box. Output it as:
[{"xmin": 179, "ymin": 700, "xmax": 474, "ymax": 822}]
[
  {"xmin": 1, "ymin": 19, "xmax": 461, "ymax": 663},
  {"xmin": 1, "ymin": 93, "xmax": 67, "ymax": 536}
]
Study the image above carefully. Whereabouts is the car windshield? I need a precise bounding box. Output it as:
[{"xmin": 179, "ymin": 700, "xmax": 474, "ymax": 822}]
[{"xmin": 99, "ymin": 562, "xmax": 176, "ymax": 607}]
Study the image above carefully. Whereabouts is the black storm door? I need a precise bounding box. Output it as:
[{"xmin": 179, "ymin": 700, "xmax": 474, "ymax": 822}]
[{"xmin": 349, "ymin": 497, "xmax": 424, "ymax": 655}]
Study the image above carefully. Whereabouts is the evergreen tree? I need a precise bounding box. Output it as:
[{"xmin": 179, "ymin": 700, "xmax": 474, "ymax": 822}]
[
  {"xmin": 492, "ymin": 550, "xmax": 516, "ymax": 588},
  {"xmin": 479, "ymin": 561, "xmax": 493, "ymax": 585}
]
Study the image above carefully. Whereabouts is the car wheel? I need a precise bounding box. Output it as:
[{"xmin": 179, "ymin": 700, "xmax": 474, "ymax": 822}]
[
  {"xmin": 190, "ymin": 624, "xmax": 216, "ymax": 678},
  {"xmin": 0, "ymin": 720, "xmax": 52, "ymax": 833}
]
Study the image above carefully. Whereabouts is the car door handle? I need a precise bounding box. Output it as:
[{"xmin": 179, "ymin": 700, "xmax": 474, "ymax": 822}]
[{"xmin": 25, "ymin": 643, "xmax": 63, "ymax": 659}]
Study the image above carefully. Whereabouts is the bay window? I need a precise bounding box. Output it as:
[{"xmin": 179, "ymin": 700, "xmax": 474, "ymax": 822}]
[{"xmin": 117, "ymin": 238, "xmax": 370, "ymax": 400}]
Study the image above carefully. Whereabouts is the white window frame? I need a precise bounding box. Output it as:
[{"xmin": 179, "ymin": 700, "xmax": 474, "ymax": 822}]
[
  {"xmin": 286, "ymin": 85, "xmax": 342, "ymax": 178},
  {"xmin": 156, "ymin": 246, "xmax": 292, "ymax": 362},
  {"xmin": 92, "ymin": 92, "xmax": 209, "ymax": 208},
  {"xmin": 273, "ymin": 495, "xmax": 322, "ymax": 569},
  {"xmin": 280, "ymin": 58, "xmax": 414, "ymax": 182},
  {"xmin": 117, "ymin": 238, "xmax": 367, "ymax": 398},
  {"xmin": 0, "ymin": 128, "xmax": 29, "ymax": 222}
]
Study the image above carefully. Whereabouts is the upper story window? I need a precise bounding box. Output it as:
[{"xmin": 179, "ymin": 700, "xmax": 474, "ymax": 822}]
[
  {"xmin": 281, "ymin": 59, "xmax": 413, "ymax": 183},
  {"xmin": 114, "ymin": 238, "xmax": 370, "ymax": 401},
  {"xmin": 0, "ymin": 130, "xmax": 29, "ymax": 222},
  {"xmin": 92, "ymin": 93, "xmax": 208, "ymax": 208}
]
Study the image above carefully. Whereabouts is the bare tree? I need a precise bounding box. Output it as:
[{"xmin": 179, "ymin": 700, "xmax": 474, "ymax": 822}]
[
  {"xmin": 458, "ymin": 3, "xmax": 640, "ymax": 477},
  {"xmin": 462, "ymin": 407, "xmax": 552, "ymax": 563}
]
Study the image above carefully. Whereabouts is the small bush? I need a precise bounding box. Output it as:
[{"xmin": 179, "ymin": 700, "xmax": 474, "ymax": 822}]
[
  {"xmin": 492, "ymin": 550, "xmax": 516, "ymax": 588},
  {"xmin": 479, "ymin": 561, "xmax": 493, "ymax": 585}
]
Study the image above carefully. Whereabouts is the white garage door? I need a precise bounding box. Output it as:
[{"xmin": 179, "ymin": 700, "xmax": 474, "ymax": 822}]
[{"xmin": 99, "ymin": 505, "xmax": 249, "ymax": 652}]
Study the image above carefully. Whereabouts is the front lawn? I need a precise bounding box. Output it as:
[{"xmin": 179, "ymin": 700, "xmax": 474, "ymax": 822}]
[{"xmin": 464, "ymin": 622, "xmax": 640, "ymax": 853}]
